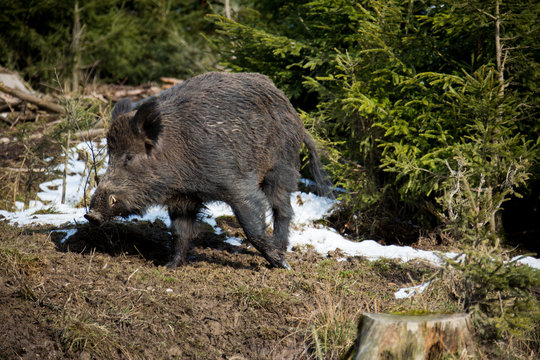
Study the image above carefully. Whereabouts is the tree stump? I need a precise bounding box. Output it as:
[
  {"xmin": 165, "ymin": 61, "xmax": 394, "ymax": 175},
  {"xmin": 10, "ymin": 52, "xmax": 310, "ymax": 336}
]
[{"xmin": 350, "ymin": 313, "xmax": 474, "ymax": 360}]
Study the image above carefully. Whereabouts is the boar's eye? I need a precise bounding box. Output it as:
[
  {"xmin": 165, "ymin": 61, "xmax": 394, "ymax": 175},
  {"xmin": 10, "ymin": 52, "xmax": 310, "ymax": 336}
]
[{"xmin": 123, "ymin": 154, "xmax": 134, "ymax": 166}]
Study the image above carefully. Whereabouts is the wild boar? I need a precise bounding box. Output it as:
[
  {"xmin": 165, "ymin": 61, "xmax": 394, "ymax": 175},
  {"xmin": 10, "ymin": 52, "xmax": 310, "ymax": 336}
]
[{"xmin": 85, "ymin": 72, "xmax": 331, "ymax": 269}]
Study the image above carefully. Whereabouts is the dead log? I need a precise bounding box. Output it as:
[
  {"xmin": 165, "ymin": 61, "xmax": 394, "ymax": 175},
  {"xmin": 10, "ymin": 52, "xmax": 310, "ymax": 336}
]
[
  {"xmin": 349, "ymin": 313, "xmax": 474, "ymax": 360},
  {"xmin": 0, "ymin": 82, "xmax": 65, "ymax": 115}
]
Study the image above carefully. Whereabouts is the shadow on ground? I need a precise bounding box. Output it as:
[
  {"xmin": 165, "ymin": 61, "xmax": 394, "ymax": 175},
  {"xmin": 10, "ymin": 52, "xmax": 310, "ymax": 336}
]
[{"xmin": 48, "ymin": 219, "xmax": 258, "ymax": 269}]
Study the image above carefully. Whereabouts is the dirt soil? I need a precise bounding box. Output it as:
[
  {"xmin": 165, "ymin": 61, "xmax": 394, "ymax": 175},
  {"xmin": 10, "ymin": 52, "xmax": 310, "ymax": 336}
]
[
  {"xmin": 3, "ymin": 83, "xmax": 534, "ymax": 359},
  {"xmin": 0, "ymin": 219, "xmax": 442, "ymax": 360},
  {"xmin": 0, "ymin": 83, "xmax": 447, "ymax": 359}
]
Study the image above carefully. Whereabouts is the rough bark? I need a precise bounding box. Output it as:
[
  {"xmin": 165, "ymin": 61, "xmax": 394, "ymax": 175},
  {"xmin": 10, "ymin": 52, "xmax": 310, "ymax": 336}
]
[{"xmin": 349, "ymin": 313, "xmax": 474, "ymax": 360}]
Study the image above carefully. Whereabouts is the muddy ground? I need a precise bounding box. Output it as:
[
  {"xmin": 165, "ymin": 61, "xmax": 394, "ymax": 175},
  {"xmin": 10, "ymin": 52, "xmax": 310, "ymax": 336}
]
[
  {"xmin": 0, "ymin": 218, "xmax": 450, "ymax": 360},
  {"xmin": 1, "ymin": 84, "xmax": 537, "ymax": 359},
  {"xmin": 0, "ymin": 94, "xmax": 445, "ymax": 359}
]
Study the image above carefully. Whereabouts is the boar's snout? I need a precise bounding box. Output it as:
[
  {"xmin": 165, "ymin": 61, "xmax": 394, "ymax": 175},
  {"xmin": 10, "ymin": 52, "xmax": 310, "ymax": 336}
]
[
  {"xmin": 85, "ymin": 191, "xmax": 128, "ymax": 225},
  {"xmin": 85, "ymin": 210, "xmax": 104, "ymax": 225}
]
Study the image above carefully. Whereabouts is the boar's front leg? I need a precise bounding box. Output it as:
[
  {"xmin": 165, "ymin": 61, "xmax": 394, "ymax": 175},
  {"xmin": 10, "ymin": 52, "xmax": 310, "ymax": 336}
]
[{"xmin": 166, "ymin": 197, "xmax": 202, "ymax": 268}]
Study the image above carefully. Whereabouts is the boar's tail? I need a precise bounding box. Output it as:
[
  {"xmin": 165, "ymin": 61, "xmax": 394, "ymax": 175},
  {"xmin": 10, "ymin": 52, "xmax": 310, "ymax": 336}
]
[{"xmin": 304, "ymin": 132, "xmax": 334, "ymax": 198}]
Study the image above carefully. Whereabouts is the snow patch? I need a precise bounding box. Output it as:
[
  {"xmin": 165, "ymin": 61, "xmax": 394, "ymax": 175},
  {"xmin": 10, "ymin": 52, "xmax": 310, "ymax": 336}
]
[
  {"xmin": 394, "ymin": 281, "xmax": 433, "ymax": 299},
  {"xmin": 1, "ymin": 141, "xmax": 539, "ymax": 276}
]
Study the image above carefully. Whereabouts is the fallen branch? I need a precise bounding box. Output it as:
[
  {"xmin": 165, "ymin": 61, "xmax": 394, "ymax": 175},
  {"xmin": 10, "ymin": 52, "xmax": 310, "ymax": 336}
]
[
  {"xmin": 1, "ymin": 111, "xmax": 58, "ymax": 125},
  {"xmin": 113, "ymin": 88, "xmax": 146, "ymax": 98},
  {"xmin": 1, "ymin": 167, "xmax": 48, "ymax": 173},
  {"xmin": 160, "ymin": 77, "xmax": 184, "ymax": 85},
  {"xmin": 74, "ymin": 128, "xmax": 105, "ymax": 140},
  {"xmin": 0, "ymin": 99, "xmax": 22, "ymax": 112},
  {"xmin": 0, "ymin": 81, "xmax": 65, "ymax": 115},
  {"xmin": 0, "ymin": 124, "xmax": 103, "ymax": 143}
]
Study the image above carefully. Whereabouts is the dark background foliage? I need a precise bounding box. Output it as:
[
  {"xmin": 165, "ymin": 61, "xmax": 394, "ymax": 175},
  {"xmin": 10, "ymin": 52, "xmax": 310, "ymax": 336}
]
[
  {"xmin": 211, "ymin": 0, "xmax": 539, "ymax": 246},
  {"xmin": 1, "ymin": 0, "xmax": 538, "ymax": 247},
  {"xmin": 1, "ymin": 0, "xmax": 539, "ymax": 346},
  {"xmin": 0, "ymin": 0, "xmax": 216, "ymax": 86}
]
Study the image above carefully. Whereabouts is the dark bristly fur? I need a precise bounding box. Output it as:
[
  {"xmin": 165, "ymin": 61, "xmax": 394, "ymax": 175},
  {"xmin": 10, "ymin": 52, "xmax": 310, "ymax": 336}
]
[{"xmin": 85, "ymin": 72, "xmax": 332, "ymax": 269}]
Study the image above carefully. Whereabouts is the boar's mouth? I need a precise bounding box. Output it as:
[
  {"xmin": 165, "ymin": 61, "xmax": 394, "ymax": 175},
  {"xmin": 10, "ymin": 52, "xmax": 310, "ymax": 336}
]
[
  {"xmin": 85, "ymin": 194, "xmax": 142, "ymax": 225},
  {"xmin": 85, "ymin": 194, "xmax": 128, "ymax": 225},
  {"xmin": 84, "ymin": 209, "xmax": 138, "ymax": 225}
]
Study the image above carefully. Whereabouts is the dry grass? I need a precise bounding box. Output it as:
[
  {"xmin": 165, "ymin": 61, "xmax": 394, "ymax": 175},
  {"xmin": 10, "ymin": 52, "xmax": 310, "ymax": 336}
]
[
  {"xmin": 0, "ymin": 220, "xmax": 537, "ymax": 359},
  {"xmin": 302, "ymin": 289, "xmax": 362, "ymax": 359}
]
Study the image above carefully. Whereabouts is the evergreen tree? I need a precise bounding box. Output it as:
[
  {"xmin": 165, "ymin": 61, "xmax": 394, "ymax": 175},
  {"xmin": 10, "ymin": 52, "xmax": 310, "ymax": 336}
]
[
  {"xmin": 212, "ymin": 0, "xmax": 540, "ymax": 343},
  {"xmin": 0, "ymin": 0, "xmax": 217, "ymax": 87},
  {"xmin": 211, "ymin": 0, "xmax": 539, "ymax": 242}
]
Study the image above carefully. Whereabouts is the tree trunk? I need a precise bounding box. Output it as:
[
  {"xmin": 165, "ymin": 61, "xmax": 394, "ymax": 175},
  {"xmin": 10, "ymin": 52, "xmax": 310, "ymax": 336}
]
[
  {"xmin": 61, "ymin": 129, "xmax": 71, "ymax": 205},
  {"xmin": 72, "ymin": 0, "xmax": 82, "ymax": 92},
  {"xmin": 494, "ymin": 0, "xmax": 504, "ymax": 97},
  {"xmin": 225, "ymin": 0, "xmax": 231, "ymax": 19},
  {"xmin": 493, "ymin": 0, "xmax": 506, "ymax": 238},
  {"xmin": 349, "ymin": 313, "xmax": 474, "ymax": 360}
]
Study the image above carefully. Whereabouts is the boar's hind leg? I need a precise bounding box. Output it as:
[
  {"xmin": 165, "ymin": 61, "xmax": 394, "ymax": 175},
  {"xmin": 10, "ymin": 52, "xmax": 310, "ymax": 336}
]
[
  {"xmin": 261, "ymin": 167, "xmax": 298, "ymax": 253},
  {"xmin": 166, "ymin": 199, "xmax": 202, "ymax": 268},
  {"xmin": 231, "ymin": 189, "xmax": 290, "ymax": 269}
]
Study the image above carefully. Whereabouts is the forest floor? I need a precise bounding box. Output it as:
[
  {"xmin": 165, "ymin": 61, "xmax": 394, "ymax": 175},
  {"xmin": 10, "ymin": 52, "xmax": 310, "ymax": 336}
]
[
  {"xmin": 0, "ymin": 219, "xmax": 444, "ymax": 359},
  {"xmin": 0, "ymin": 80, "xmax": 537, "ymax": 359}
]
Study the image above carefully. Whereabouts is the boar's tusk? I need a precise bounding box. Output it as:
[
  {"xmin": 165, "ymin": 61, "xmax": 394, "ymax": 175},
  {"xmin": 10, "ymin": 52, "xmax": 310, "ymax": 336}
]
[{"xmin": 109, "ymin": 195, "xmax": 118, "ymax": 207}]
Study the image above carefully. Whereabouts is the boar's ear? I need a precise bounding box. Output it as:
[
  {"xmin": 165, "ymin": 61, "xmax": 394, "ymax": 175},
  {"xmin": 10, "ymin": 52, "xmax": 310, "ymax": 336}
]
[
  {"xmin": 131, "ymin": 100, "xmax": 162, "ymax": 154},
  {"xmin": 111, "ymin": 98, "xmax": 132, "ymax": 120}
]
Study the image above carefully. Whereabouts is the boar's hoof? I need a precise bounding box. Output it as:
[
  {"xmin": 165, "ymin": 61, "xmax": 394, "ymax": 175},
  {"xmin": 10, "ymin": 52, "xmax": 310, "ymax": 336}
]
[
  {"xmin": 265, "ymin": 251, "xmax": 291, "ymax": 270},
  {"xmin": 278, "ymin": 258, "xmax": 291, "ymax": 270},
  {"xmin": 84, "ymin": 211, "xmax": 104, "ymax": 225},
  {"xmin": 165, "ymin": 256, "xmax": 186, "ymax": 269}
]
